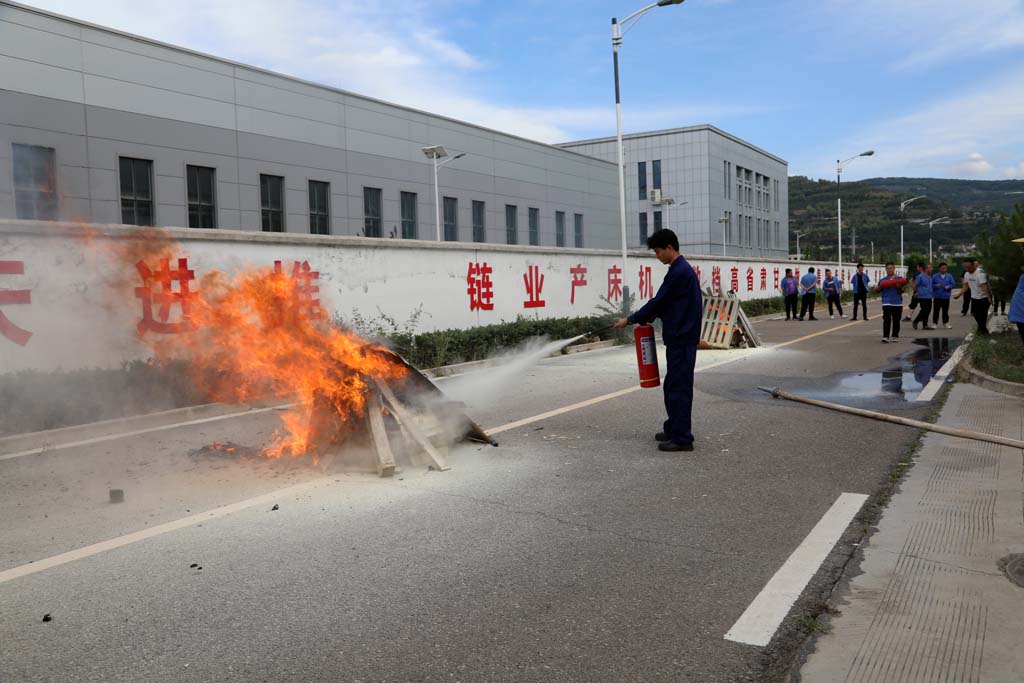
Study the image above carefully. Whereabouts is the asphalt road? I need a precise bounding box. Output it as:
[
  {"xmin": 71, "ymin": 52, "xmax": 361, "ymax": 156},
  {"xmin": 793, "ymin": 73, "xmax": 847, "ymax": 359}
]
[{"xmin": 0, "ymin": 309, "xmax": 975, "ymax": 682}]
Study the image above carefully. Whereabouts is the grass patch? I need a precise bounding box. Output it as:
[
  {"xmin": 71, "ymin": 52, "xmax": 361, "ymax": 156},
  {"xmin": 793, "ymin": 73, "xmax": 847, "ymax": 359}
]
[{"xmin": 969, "ymin": 330, "xmax": 1024, "ymax": 383}]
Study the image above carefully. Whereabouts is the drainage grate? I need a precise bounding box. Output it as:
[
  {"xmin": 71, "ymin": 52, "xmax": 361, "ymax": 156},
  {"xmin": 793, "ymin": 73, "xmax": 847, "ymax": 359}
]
[{"xmin": 1000, "ymin": 554, "xmax": 1024, "ymax": 588}]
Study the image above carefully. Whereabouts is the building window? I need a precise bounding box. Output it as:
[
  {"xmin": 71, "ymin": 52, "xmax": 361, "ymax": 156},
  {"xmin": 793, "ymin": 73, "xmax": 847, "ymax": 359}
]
[
  {"xmin": 528, "ymin": 207, "xmax": 540, "ymax": 246},
  {"xmin": 362, "ymin": 187, "xmax": 382, "ymax": 237},
  {"xmin": 737, "ymin": 181, "xmax": 744, "ymax": 205},
  {"xmin": 472, "ymin": 200, "xmax": 485, "ymax": 243},
  {"xmin": 653, "ymin": 210, "xmax": 662, "ymax": 232},
  {"xmin": 774, "ymin": 180, "xmax": 780, "ymax": 211},
  {"xmin": 574, "ymin": 213, "xmax": 584, "ymax": 248},
  {"xmin": 119, "ymin": 157, "xmax": 153, "ymax": 226},
  {"xmin": 775, "ymin": 221, "xmax": 781, "ymax": 248},
  {"xmin": 637, "ymin": 161, "xmax": 647, "ymax": 200},
  {"xmin": 555, "ymin": 210, "xmax": 566, "ymax": 247},
  {"xmin": 400, "ymin": 191, "xmax": 417, "ymax": 239},
  {"xmin": 639, "ymin": 212, "xmax": 648, "ymax": 243},
  {"xmin": 723, "ymin": 161, "xmax": 729, "ymax": 199},
  {"xmin": 725, "ymin": 211, "xmax": 733, "ymax": 244},
  {"xmin": 308, "ymin": 180, "xmax": 330, "ymax": 235},
  {"xmin": 505, "ymin": 204, "xmax": 518, "ymax": 245},
  {"xmin": 747, "ymin": 216, "xmax": 753, "ymax": 245},
  {"xmin": 186, "ymin": 164, "xmax": 216, "ymax": 229},
  {"xmin": 13, "ymin": 144, "xmax": 58, "ymax": 220},
  {"xmin": 260, "ymin": 174, "xmax": 285, "ymax": 232},
  {"xmin": 652, "ymin": 160, "xmax": 661, "ymax": 190},
  {"xmin": 443, "ymin": 196, "xmax": 458, "ymax": 241}
]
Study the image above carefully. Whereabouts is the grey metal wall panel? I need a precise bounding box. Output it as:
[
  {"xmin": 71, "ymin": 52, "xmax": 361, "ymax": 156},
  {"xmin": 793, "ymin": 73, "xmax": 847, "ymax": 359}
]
[
  {"xmin": 234, "ymin": 78, "xmax": 341, "ymax": 126},
  {"xmin": 0, "ymin": 17, "xmax": 83, "ymax": 70},
  {"xmin": 83, "ymin": 74, "xmax": 236, "ymax": 129},
  {"xmin": 0, "ymin": 54, "xmax": 84, "ymax": 103},
  {"xmin": 85, "ymin": 106, "xmax": 238, "ymax": 157},
  {"xmin": 0, "ymin": 90, "xmax": 86, "ymax": 136},
  {"xmin": 78, "ymin": 27, "xmax": 235, "ymax": 76},
  {"xmin": 236, "ymin": 105, "xmax": 342, "ymax": 149},
  {"xmin": 81, "ymin": 42, "xmax": 234, "ymax": 103}
]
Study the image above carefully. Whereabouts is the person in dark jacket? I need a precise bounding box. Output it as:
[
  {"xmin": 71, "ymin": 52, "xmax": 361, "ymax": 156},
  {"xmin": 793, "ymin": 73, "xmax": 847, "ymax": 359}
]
[
  {"xmin": 851, "ymin": 262, "xmax": 871, "ymax": 320},
  {"xmin": 779, "ymin": 268, "xmax": 799, "ymax": 320},
  {"xmin": 614, "ymin": 229, "xmax": 703, "ymax": 453}
]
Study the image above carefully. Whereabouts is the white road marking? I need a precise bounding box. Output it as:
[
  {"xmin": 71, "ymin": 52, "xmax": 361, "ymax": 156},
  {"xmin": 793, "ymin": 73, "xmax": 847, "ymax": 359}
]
[
  {"xmin": 916, "ymin": 335, "xmax": 971, "ymax": 402},
  {"xmin": 724, "ymin": 492, "xmax": 869, "ymax": 647},
  {"xmin": 0, "ymin": 404, "xmax": 293, "ymax": 462},
  {"xmin": 0, "ymin": 477, "xmax": 331, "ymax": 585}
]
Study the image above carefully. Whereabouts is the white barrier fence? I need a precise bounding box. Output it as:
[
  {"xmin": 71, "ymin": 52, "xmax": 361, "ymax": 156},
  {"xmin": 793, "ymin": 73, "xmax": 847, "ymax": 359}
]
[{"xmin": 0, "ymin": 220, "xmax": 894, "ymax": 374}]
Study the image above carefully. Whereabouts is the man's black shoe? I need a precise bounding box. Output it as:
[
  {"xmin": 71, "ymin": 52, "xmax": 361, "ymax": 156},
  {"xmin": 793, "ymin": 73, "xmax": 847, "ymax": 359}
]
[
  {"xmin": 809, "ymin": 316, "xmax": 818, "ymax": 321},
  {"xmin": 658, "ymin": 441, "xmax": 694, "ymax": 452},
  {"xmin": 655, "ymin": 432, "xmax": 670, "ymax": 443}
]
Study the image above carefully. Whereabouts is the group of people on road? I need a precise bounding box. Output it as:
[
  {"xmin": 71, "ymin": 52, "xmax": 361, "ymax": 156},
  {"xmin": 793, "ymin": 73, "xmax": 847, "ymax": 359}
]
[{"xmin": 778, "ymin": 266, "xmax": 849, "ymax": 321}]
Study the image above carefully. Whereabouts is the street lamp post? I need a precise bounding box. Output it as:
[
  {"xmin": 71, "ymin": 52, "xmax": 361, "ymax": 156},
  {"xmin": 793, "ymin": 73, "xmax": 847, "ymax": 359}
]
[
  {"xmin": 898, "ymin": 195, "xmax": 926, "ymax": 271},
  {"xmin": 421, "ymin": 145, "xmax": 466, "ymax": 241},
  {"xmin": 836, "ymin": 150, "xmax": 874, "ymax": 276},
  {"xmin": 612, "ymin": 0, "xmax": 685, "ymax": 306},
  {"xmin": 870, "ymin": 241, "xmax": 874, "ymax": 263},
  {"xmin": 926, "ymin": 216, "xmax": 949, "ymax": 263},
  {"xmin": 794, "ymin": 231, "xmax": 808, "ymax": 260}
]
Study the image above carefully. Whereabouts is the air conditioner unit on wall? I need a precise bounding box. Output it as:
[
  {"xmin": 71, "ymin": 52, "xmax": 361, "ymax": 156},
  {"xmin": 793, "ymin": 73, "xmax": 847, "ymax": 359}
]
[{"xmin": 649, "ymin": 189, "xmax": 663, "ymax": 204}]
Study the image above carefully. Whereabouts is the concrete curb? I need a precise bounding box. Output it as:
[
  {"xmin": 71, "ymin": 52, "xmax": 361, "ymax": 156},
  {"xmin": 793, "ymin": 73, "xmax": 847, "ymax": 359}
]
[{"xmin": 960, "ymin": 359, "xmax": 1024, "ymax": 398}]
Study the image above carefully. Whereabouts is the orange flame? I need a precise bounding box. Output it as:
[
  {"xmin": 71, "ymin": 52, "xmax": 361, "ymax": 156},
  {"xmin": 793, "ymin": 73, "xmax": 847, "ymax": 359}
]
[{"xmin": 88, "ymin": 226, "xmax": 406, "ymax": 458}]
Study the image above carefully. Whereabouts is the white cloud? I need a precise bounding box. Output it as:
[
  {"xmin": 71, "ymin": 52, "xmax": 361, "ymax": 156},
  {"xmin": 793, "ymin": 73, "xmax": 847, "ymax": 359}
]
[
  {"xmin": 1002, "ymin": 162, "xmax": 1024, "ymax": 177},
  {"xmin": 801, "ymin": 68, "xmax": 1024, "ymax": 179},
  {"xmin": 952, "ymin": 152, "xmax": 995, "ymax": 176},
  {"xmin": 820, "ymin": 0, "xmax": 1024, "ymax": 70}
]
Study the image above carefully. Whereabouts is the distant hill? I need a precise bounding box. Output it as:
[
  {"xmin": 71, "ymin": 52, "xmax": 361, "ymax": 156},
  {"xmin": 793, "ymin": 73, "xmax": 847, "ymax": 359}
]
[{"xmin": 787, "ymin": 176, "xmax": 1024, "ymax": 263}]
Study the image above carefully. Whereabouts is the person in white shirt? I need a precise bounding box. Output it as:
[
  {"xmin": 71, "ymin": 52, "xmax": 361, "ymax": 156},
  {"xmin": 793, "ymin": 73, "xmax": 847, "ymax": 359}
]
[{"xmin": 954, "ymin": 257, "xmax": 992, "ymax": 335}]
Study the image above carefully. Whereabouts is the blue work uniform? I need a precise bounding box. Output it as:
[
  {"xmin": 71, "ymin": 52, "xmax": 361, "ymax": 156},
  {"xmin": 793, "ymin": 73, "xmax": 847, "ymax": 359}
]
[
  {"xmin": 800, "ymin": 273, "xmax": 818, "ymax": 293},
  {"xmin": 628, "ymin": 255, "xmax": 703, "ymax": 446},
  {"xmin": 932, "ymin": 272, "xmax": 954, "ymax": 299},
  {"xmin": 879, "ymin": 276, "xmax": 905, "ymax": 306},
  {"xmin": 913, "ymin": 272, "xmax": 933, "ymax": 299},
  {"xmin": 851, "ymin": 271, "xmax": 871, "ymax": 294},
  {"xmin": 1010, "ymin": 275, "xmax": 1024, "ymax": 346}
]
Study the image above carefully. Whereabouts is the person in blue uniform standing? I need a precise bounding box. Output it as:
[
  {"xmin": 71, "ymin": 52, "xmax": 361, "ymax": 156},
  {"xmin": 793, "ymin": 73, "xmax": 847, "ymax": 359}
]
[
  {"xmin": 912, "ymin": 262, "xmax": 935, "ymax": 330},
  {"xmin": 779, "ymin": 268, "xmax": 799, "ymax": 321},
  {"xmin": 875, "ymin": 262, "xmax": 908, "ymax": 343},
  {"xmin": 798, "ymin": 267, "xmax": 819, "ymax": 321},
  {"xmin": 1011, "ymin": 237, "xmax": 1024, "ymax": 345},
  {"xmin": 931, "ymin": 262, "xmax": 955, "ymax": 329},
  {"xmin": 822, "ymin": 268, "xmax": 845, "ymax": 319},
  {"xmin": 851, "ymin": 262, "xmax": 871, "ymax": 320},
  {"xmin": 614, "ymin": 229, "xmax": 703, "ymax": 453}
]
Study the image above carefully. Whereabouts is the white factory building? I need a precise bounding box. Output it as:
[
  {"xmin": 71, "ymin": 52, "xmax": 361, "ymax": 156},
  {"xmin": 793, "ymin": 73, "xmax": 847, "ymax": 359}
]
[{"xmin": 0, "ymin": 1, "xmax": 787, "ymax": 258}]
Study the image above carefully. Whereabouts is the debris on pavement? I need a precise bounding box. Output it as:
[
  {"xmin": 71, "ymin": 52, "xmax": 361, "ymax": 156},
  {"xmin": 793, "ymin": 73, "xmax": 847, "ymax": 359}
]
[
  {"xmin": 108, "ymin": 489, "xmax": 124, "ymax": 504},
  {"xmin": 42, "ymin": 614, "xmax": 52, "ymax": 622},
  {"xmin": 271, "ymin": 503, "xmax": 279, "ymax": 511}
]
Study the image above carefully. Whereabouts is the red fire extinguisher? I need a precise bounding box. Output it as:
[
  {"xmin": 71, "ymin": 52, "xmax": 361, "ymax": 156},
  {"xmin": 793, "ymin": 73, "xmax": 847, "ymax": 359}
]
[{"xmin": 634, "ymin": 324, "xmax": 661, "ymax": 388}]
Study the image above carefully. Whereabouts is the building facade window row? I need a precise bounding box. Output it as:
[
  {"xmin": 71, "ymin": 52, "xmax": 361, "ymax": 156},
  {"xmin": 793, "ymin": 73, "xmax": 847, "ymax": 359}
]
[
  {"xmin": 9, "ymin": 144, "xmax": 587, "ymax": 247},
  {"xmin": 636, "ymin": 159, "xmax": 662, "ymax": 201}
]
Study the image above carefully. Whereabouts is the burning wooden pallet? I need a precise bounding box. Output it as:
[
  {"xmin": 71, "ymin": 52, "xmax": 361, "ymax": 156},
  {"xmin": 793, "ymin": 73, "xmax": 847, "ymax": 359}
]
[{"xmin": 311, "ymin": 347, "xmax": 495, "ymax": 477}]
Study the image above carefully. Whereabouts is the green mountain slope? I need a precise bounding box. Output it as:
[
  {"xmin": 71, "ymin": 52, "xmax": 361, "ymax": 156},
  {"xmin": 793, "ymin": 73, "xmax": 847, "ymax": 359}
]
[{"xmin": 788, "ymin": 175, "xmax": 1024, "ymax": 262}]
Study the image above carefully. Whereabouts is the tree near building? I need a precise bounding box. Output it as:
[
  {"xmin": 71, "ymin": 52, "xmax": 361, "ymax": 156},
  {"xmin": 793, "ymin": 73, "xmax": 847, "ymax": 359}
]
[{"xmin": 977, "ymin": 203, "xmax": 1024, "ymax": 301}]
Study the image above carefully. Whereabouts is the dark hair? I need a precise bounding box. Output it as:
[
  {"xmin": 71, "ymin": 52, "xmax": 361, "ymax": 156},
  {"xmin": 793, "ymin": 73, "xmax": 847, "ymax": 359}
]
[
  {"xmin": 646, "ymin": 229, "xmax": 679, "ymax": 251},
  {"xmin": 939, "ymin": 262, "xmax": 948, "ymax": 267},
  {"xmin": 917, "ymin": 262, "xmax": 926, "ymax": 270},
  {"xmin": 825, "ymin": 268, "xmax": 832, "ymax": 273},
  {"xmin": 808, "ymin": 266, "xmax": 815, "ymax": 273},
  {"xmin": 785, "ymin": 268, "xmax": 793, "ymax": 275},
  {"xmin": 962, "ymin": 257, "xmax": 977, "ymax": 264},
  {"xmin": 856, "ymin": 262, "xmax": 864, "ymax": 268},
  {"xmin": 885, "ymin": 261, "xmax": 895, "ymax": 267}
]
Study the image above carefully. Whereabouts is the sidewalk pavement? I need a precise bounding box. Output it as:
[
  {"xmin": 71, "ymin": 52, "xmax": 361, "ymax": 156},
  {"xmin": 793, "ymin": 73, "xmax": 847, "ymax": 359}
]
[{"xmin": 799, "ymin": 382, "xmax": 1024, "ymax": 682}]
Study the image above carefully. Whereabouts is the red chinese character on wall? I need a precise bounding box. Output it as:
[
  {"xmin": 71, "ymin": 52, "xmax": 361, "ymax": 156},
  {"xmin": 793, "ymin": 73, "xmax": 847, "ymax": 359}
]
[
  {"xmin": 523, "ymin": 265, "xmax": 546, "ymax": 309},
  {"xmin": 274, "ymin": 259, "xmax": 322, "ymax": 321},
  {"xmin": 0, "ymin": 260, "xmax": 32, "ymax": 346},
  {"xmin": 730, "ymin": 266, "xmax": 739, "ymax": 292},
  {"xmin": 760, "ymin": 267, "xmax": 768, "ymax": 291},
  {"xmin": 467, "ymin": 261, "xmax": 494, "ymax": 311},
  {"xmin": 638, "ymin": 265, "xmax": 653, "ymax": 299},
  {"xmin": 135, "ymin": 257, "xmax": 198, "ymax": 335},
  {"xmin": 746, "ymin": 267, "xmax": 755, "ymax": 292},
  {"xmin": 711, "ymin": 266, "xmax": 722, "ymax": 292},
  {"xmin": 841, "ymin": 268, "xmax": 847, "ymax": 285},
  {"xmin": 694, "ymin": 265, "xmax": 702, "ymax": 284},
  {"xmin": 570, "ymin": 264, "xmax": 588, "ymax": 304},
  {"xmin": 773, "ymin": 267, "xmax": 780, "ymax": 289},
  {"xmin": 607, "ymin": 265, "xmax": 623, "ymax": 303}
]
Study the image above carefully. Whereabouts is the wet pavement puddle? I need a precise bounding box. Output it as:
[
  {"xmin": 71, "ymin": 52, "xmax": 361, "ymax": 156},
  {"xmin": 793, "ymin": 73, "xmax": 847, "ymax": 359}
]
[{"xmin": 803, "ymin": 338, "xmax": 962, "ymax": 404}]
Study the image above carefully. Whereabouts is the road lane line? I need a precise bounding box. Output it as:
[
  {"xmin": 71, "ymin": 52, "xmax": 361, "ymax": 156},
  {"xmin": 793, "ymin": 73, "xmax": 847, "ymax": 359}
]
[
  {"xmin": 0, "ymin": 404, "xmax": 293, "ymax": 462},
  {"xmin": 724, "ymin": 492, "xmax": 869, "ymax": 647},
  {"xmin": 771, "ymin": 319, "xmax": 862, "ymax": 349},
  {"xmin": 0, "ymin": 477, "xmax": 331, "ymax": 585},
  {"xmin": 916, "ymin": 336, "xmax": 970, "ymax": 402}
]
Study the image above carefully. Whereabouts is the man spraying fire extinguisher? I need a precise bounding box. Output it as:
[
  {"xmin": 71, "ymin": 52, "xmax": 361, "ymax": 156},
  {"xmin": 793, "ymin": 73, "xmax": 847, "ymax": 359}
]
[{"xmin": 614, "ymin": 229, "xmax": 703, "ymax": 452}]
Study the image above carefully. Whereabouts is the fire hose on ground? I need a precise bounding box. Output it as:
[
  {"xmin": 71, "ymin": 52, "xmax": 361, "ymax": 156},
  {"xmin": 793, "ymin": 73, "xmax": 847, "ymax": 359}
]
[{"xmin": 758, "ymin": 386, "xmax": 1024, "ymax": 451}]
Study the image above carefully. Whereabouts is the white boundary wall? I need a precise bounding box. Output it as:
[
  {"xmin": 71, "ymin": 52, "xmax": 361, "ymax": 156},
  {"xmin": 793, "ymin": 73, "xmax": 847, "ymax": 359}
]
[{"xmin": 0, "ymin": 220, "xmax": 897, "ymax": 374}]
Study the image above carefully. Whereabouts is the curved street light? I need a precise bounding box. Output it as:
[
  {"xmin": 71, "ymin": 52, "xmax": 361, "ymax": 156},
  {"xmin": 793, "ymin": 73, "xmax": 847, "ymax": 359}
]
[
  {"xmin": 898, "ymin": 195, "xmax": 926, "ymax": 270},
  {"xmin": 611, "ymin": 0, "xmax": 686, "ymax": 306},
  {"xmin": 835, "ymin": 150, "xmax": 874, "ymax": 276},
  {"xmin": 926, "ymin": 216, "xmax": 949, "ymax": 264},
  {"xmin": 421, "ymin": 145, "xmax": 466, "ymax": 241}
]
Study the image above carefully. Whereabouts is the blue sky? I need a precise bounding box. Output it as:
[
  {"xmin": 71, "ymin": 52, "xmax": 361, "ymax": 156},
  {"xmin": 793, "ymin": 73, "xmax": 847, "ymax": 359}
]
[{"xmin": 31, "ymin": 0, "xmax": 1024, "ymax": 180}]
